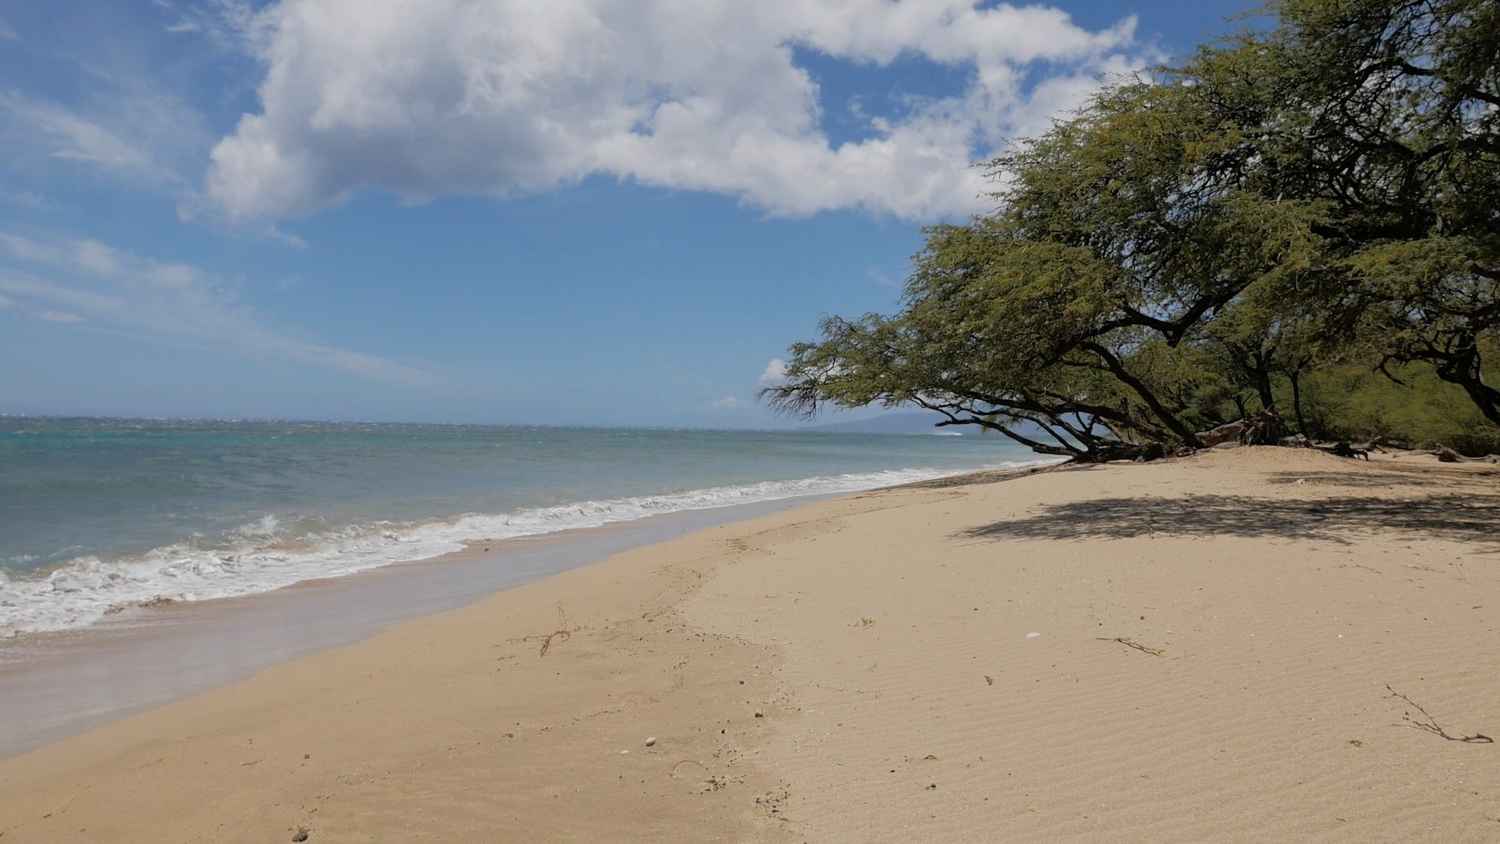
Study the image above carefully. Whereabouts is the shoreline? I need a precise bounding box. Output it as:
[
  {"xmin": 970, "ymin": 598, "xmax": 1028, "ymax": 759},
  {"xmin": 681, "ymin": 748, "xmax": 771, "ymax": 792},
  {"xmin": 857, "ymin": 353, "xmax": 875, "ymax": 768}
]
[
  {"xmin": 2, "ymin": 447, "xmax": 1497, "ymax": 841},
  {"xmin": 2, "ymin": 455, "xmax": 1051, "ymax": 641},
  {"xmin": 0, "ymin": 493, "xmax": 836, "ymax": 758},
  {"xmin": 0, "ymin": 460, "xmax": 1055, "ymax": 759}
]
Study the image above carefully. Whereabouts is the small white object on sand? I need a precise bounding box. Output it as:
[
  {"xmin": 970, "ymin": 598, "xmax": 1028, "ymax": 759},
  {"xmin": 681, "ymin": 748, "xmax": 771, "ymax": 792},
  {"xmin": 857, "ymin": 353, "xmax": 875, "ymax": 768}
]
[{"xmin": 1025, "ymin": 632, "xmax": 1041, "ymax": 639}]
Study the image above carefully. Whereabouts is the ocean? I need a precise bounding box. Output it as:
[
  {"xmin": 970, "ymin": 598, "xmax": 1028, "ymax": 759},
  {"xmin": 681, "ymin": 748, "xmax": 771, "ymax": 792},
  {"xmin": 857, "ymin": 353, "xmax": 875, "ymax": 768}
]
[{"xmin": 0, "ymin": 417, "xmax": 1042, "ymax": 638}]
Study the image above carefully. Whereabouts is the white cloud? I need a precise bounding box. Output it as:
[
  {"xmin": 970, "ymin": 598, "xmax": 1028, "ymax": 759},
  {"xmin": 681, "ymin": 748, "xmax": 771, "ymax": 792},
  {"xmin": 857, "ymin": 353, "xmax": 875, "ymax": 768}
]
[
  {"xmin": 0, "ymin": 86, "xmax": 210, "ymax": 189},
  {"xmin": 0, "ymin": 232, "xmax": 436, "ymax": 386},
  {"xmin": 157, "ymin": 0, "xmax": 267, "ymax": 53},
  {"xmin": 711, "ymin": 395, "xmax": 746, "ymax": 410},
  {"xmin": 0, "ymin": 17, "xmax": 16, "ymax": 42},
  {"xmin": 38, "ymin": 310, "xmax": 85, "ymax": 323},
  {"xmin": 758, "ymin": 357, "xmax": 788, "ymax": 388},
  {"xmin": 0, "ymin": 92, "xmax": 162, "ymax": 182},
  {"xmin": 205, "ymin": 0, "xmax": 1150, "ymax": 222},
  {"xmin": 264, "ymin": 224, "xmax": 308, "ymax": 249}
]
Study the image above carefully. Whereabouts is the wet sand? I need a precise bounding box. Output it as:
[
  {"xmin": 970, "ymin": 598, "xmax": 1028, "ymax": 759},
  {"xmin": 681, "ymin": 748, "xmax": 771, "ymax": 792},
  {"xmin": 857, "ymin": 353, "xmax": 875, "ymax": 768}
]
[
  {"xmin": 0, "ymin": 497, "xmax": 813, "ymax": 757},
  {"xmin": 1, "ymin": 448, "xmax": 1497, "ymax": 841}
]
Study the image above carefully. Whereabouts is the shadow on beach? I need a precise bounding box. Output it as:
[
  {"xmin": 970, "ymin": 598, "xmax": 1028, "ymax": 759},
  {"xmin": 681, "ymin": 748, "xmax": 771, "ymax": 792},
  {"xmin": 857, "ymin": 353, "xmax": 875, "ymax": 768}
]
[
  {"xmin": 959, "ymin": 492, "xmax": 1500, "ymax": 549},
  {"xmin": 892, "ymin": 462, "xmax": 1095, "ymax": 491},
  {"xmin": 1263, "ymin": 466, "xmax": 1500, "ymax": 489}
]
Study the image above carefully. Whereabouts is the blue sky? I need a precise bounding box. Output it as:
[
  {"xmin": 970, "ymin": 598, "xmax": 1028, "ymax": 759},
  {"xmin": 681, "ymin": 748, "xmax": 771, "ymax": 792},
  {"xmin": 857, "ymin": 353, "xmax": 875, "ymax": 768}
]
[{"xmin": 0, "ymin": 0, "xmax": 1252, "ymax": 427}]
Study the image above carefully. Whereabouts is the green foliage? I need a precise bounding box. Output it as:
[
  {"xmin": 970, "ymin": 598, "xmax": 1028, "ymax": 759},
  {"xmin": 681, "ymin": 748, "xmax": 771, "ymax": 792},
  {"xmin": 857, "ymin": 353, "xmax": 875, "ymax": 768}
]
[
  {"xmin": 1298, "ymin": 350, "xmax": 1500, "ymax": 455},
  {"xmin": 1180, "ymin": 0, "xmax": 1500, "ymax": 422},
  {"xmin": 766, "ymin": 0, "xmax": 1500, "ymax": 459}
]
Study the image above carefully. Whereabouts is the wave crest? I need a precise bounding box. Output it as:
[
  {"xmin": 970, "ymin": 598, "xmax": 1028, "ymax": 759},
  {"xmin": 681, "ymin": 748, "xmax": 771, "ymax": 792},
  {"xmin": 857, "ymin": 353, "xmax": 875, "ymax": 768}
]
[{"xmin": 0, "ymin": 460, "xmax": 1050, "ymax": 638}]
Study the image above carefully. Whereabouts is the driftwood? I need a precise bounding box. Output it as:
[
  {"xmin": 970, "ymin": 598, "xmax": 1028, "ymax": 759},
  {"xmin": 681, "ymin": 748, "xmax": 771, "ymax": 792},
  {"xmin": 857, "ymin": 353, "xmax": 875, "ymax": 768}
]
[
  {"xmin": 1433, "ymin": 447, "xmax": 1500, "ymax": 464},
  {"xmin": 1329, "ymin": 441, "xmax": 1370, "ymax": 460},
  {"xmin": 1198, "ymin": 420, "xmax": 1246, "ymax": 448},
  {"xmin": 1197, "ymin": 410, "xmax": 1285, "ymax": 448}
]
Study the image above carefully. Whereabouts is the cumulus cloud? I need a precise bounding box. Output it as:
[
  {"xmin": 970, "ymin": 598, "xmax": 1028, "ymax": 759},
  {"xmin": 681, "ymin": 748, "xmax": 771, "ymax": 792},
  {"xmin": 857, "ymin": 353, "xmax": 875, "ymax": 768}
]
[
  {"xmin": 0, "ymin": 231, "xmax": 436, "ymax": 386},
  {"xmin": 758, "ymin": 357, "xmax": 789, "ymax": 388},
  {"xmin": 711, "ymin": 395, "xmax": 746, "ymax": 410},
  {"xmin": 205, "ymin": 0, "xmax": 1149, "ymax": 222}
]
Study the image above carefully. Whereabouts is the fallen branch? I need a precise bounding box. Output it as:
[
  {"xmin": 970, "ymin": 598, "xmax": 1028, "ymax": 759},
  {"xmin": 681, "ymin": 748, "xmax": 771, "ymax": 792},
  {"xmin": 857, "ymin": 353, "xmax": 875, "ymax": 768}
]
[
  {"xmin": 1327, "ymin": 442, "xmax": 1371, "ymax": 460},
  {"xmin": 1386, "ymin": 684, "xmax": 1493, "ymax": 743},
  {"xmin": 1096, "ymin": 636, "xmax": 1164, "ymax": 656}
]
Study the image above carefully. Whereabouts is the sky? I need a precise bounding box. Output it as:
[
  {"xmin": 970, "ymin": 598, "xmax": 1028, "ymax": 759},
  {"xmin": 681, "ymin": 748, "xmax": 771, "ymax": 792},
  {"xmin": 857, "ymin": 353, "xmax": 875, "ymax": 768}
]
[{"xmin": 0, "ymin": 0, "xmax": 1253, "ymax": 428}]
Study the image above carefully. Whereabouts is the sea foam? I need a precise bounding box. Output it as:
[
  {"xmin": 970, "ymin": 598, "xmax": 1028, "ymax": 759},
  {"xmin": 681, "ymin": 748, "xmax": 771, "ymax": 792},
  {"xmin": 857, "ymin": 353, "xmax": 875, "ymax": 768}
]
[{"xmin": 0, "ymin": 460, "xmax": 1052, "ymax": 638}]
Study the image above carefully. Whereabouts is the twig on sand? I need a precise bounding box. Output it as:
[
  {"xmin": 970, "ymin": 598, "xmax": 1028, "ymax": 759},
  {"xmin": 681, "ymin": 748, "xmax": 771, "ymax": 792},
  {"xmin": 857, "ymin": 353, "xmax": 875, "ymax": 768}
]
[
  {"xmin": 536, "ymin": 627, "xmax": 577, "ymax": 657},
  {"xmin": 670, "ymin": 759, "xmax": 710, "ymax": 778},
  {"xmin": 516, "ymin": 605, "xmax": 583, "ymax": 657},
  {"xmin": 1386, "ymin": 684, "xmax": 1493, "ymax": 743},
  {"xmin": 1096, "ymin": 636, "xmax": 1165, "ymax": 656}
]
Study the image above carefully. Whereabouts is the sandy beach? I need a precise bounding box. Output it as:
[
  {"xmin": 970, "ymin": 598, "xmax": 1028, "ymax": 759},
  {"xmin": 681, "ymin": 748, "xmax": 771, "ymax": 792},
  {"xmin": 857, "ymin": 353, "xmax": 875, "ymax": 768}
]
[{"xmin": 2, "ymin": 447, "xmax": 1498, "ymax": 842}]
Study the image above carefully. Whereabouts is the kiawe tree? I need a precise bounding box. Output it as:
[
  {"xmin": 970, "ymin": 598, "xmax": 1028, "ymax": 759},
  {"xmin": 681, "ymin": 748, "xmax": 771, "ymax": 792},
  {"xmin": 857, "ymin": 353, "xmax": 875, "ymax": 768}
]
[
  {"xmin": 766, "ymin": 74, "xmax": 1329, "ymax": 460},
  {"xmin": 1186, "ymin": 0, "xmax": 1500, "ymax": 424},
  {"xmin": 765, "ymin": 0, "xmax": 1500, "ymax": 458}
]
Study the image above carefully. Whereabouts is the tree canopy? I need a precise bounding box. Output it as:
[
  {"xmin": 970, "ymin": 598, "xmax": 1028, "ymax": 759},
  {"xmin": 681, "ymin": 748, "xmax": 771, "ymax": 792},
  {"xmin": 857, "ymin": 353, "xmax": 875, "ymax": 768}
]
[{"xmin": 765, "ymin": 0, "xmax": 1500, "ymax": 459}]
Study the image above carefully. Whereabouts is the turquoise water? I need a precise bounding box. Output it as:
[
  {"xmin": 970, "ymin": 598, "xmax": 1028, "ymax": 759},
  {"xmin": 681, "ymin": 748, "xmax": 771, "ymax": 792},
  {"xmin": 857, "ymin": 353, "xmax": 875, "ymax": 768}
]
[{"xmin": 0, "ymin": 417, "xmax": 1040, "ymax": 637}]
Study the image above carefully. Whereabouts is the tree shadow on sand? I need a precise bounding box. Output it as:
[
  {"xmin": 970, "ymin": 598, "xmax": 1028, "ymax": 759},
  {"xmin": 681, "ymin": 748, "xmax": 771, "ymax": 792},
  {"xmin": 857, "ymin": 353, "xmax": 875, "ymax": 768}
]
[
  {"xmin": 1264, "ymin": 466, "xmax": 1500, "ymax": 490},
  {"xmin": 894, "ymin": 462, "xmax": 1090, "ymax": 491},
  {"xmin": 959, "ymin": 493, "xmax": 1500, "ymax": 550}
]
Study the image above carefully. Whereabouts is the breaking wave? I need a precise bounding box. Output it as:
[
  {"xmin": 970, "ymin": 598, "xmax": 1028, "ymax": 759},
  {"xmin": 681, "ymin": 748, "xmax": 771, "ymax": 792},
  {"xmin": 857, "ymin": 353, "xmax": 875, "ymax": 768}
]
[{"xmin": 0, "ymin": 459, "xmax": 1052, "ymax": 638}]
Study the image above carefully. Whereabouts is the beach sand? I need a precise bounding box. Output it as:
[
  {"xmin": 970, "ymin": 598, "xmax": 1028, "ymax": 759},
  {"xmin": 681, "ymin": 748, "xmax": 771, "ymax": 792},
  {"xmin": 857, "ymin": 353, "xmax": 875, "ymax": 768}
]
[{"xmin": 1, "ymin": 447, "xmax": 1497, "ymax": 842}]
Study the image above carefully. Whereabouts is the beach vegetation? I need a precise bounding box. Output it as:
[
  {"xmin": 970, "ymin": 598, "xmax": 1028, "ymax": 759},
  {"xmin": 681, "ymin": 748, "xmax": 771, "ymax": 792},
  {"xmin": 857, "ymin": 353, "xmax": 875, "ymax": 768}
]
[{"xmin": 765, "ymin": 0, "xmax": 1500, "ymax": 459}]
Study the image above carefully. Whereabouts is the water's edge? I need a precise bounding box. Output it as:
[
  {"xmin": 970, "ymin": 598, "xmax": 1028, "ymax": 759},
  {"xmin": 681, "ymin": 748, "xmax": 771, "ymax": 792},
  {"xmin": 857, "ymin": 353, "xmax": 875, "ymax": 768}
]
[
  {"xmin": 3, "ymin": 460, "xmax": 1046, "ymax": 639},
  {"xmin": 0, "ymin": 491, "xmax": 847, "ymax": 758}
]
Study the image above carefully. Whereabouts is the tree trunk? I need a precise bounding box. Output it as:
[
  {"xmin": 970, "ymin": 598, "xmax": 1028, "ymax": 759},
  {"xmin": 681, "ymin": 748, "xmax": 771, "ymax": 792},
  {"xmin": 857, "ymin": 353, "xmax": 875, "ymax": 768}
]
[
  {"xmin": 1254, "ymin": 351, "xmax": 1276, "ymax": 412},
  {"xmin": 1289, "ymin": 369, "xmax": 1310, "ymax": 436},
  {"xmin": 1450, "ymin": 376, "xmax": 1500, "ymax": 428},
  {"xmin": 1079, "ymin": 341, "xmax": 1205, "ymax": 448},
  {"xmin": 1433, "ymin": 343, "xmax": 1500, "ymax": 427},
  {"xmin": 1069, "ymin": 441, "xmax": 1168, "ymax": 463}
]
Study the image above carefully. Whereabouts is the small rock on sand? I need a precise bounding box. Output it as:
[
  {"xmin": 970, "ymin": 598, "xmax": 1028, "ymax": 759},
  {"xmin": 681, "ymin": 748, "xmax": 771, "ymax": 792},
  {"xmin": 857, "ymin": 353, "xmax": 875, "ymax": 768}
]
[
  {"xmin": 645, "ymin": 737, "xmax": 657, "ymax": 747},
  {"xmin": 292, "ymin": 828, "xmax": 309, "ymax": 842}
]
